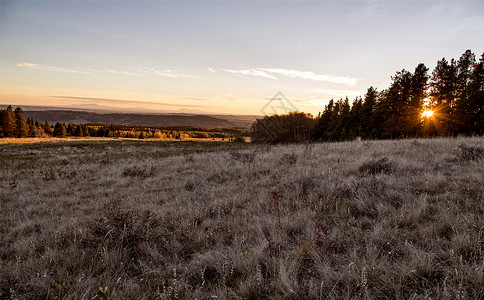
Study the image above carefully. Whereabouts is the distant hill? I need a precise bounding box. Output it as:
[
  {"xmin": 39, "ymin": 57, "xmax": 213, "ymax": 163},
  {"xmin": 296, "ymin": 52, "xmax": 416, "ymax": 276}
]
[{"xmin": 22, "ymin": 110, "xmax": 247, "ymax": 128}]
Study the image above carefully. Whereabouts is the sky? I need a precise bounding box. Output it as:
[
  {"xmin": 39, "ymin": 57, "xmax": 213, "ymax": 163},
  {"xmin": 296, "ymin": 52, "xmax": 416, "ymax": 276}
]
[{"xmin": 0, "ymin": 0, "xmax": 483, "ymax": 116}]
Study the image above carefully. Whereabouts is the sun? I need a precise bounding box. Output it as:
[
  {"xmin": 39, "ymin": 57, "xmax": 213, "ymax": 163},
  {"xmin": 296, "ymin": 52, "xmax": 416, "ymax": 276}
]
[{"xmin": 422, "ymin": 110, "xmax": 434, "ymax": 118}]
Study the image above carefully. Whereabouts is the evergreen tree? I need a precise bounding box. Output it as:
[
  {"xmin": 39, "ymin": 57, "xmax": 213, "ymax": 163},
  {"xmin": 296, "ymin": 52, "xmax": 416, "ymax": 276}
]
[
  {"xmin": 406, "ymin": 63, "xmax": 429, "ymax": 136},
  {"xmin": 454, "ymin": 50, "xmax": 477, "ymax": 133},
  {"xmin": 44, "ymin": 121, "xmax": 53, "ymax": 135},
  {"xmin": 53, "ymin": 122, "xmax": 67, "ymax": 137},
  {"xmin": 1, "ymin": 106, "xmax": 16, "ymax": 137},
  {"xmin": 381, "ymin": 69, "xmax": 413, "ymax": 138},
  {"xmin": 328, "ymin": 100, "xmax": 341, "ymax": 140},
  {"xmin": 14, "ymin": 107, "xmax": 28, "ymax": 138},
  {"xmin": 360, "ymin": 87, "xmax": 378, "ymax": 138},
  {"xmin": 81, "ymin": 125, "xmax": 89, "ymax": 137},
  {"xmin": 430, "ymin": 58, "xmax": 458, "ymax": 135},
  {"xmin": 28, "ymin": 119, "xmax": 44, "ymax": 137},
  {"xmin": 337, "ymin": 97, "xmax": 351, "ymax": 140},
  {"xmin": 0, "ymin": 110, "xmax": 4, "ymax": 137},
  {"xmin": 73, "ymin": 125, "xmax": 83, "ymax": 136},
  {"xmin": 349, "ymin": 97, "xmax": 363, "ymax": 138},
  {"xmin": 251, "ymin": 112, "xmax": 314, "ymax": 143},
  {"xmin": 467, "ymin": 53, "xmax": 484, "ymax": 134},
  {"xmin": 66, "ymin": 123, "xmax": 74, "ymax": 136},
  {"xmin": 371, "ymin": 89, "xmax": 388, "ymax": 139},
  {"xmin": 27, "ymin": 118, "xmax": 35, "ymax": 137},
  {"xmin": 314, "ymin": 99, "xmax": 334, "ymax": 141}
]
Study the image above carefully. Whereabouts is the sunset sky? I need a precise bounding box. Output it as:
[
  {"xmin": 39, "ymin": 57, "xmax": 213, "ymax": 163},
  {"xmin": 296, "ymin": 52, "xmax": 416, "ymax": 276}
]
[{"xmin": 1, "ymin": 0, "xmax": 483, "ymax": 115}]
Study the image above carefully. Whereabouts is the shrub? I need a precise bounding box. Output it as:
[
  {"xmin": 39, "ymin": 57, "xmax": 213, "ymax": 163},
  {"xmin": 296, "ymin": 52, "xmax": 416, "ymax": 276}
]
[
  {"xmin": 122, "ymin": 165, "xmax": 157, "ymax": 178},
  {"xmin": 230, "ymin": 151, "xmax": 255, "ymax": 163},
  {"xmin": 250, "ymin": 112, "xmax": 315, "ymax": 144},
  {"xmin": 457, "ymin": 144, "xmax": 484, "ymax": 161},
  {"xmin": 280, "ymin": 153, "xmax": 297, "ymax": 165},
  {"xmin": 359, "ymin": 157, "xmax": 394, "ymax": 175}
]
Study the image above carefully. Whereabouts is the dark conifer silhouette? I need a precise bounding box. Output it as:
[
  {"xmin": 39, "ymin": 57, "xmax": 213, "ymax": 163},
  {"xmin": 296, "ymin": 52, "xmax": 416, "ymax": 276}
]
[
  {"xmin": 405, "ymin": 63, "xmax": 429, "ymax": 136},
  {"xmin": 14, "ymin": 107, "xmax": 29, "ymax": 138},
  {"xmin": 360, "ymin": 87, "xmax": 378, "ymax": 138},
  {"xmin": 467, "ymin": 53, "xmax": 484, "ymax": 134},
  {"xmin": 251, "ymin": 112, "xmax": 314, "ymax": 143},
  {"xmin": 254, "ymin": 49, "xmax": 482, "ymax": 143},
  {"xmin": 73, "ymin": 125, "xmax": 83, "ymax": 137},
  {"xmin": 0, "ymin": 106, "xmax": 16, "ymax": 137},
  {"xmin": 53, "ymin": 122, "xmax": 67, "ymax": 137},
  {"xmin": 430, "ymin": 57, "xmax": 458, "ymax": 135},
  {"xmin": 44, "ymin": 121, "xmax": 53, "ymax": 135}
]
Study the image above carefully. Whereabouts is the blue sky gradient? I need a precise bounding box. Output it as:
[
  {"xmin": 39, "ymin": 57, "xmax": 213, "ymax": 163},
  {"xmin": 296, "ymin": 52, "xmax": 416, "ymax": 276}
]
[{"xmin": 1, "ymin": 0, "xmax": 483, "ymax": 115}]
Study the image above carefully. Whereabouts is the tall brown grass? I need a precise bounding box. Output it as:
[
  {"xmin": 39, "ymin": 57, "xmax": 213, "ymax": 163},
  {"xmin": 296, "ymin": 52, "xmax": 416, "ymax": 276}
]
[{"xmin": 0, "ymin": 138, "xmax": 483, "ymax": 299}]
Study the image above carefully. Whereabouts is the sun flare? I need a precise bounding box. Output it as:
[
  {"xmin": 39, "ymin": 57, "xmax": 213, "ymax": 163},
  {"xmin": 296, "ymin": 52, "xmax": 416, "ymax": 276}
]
[{"xmin": 422, "ymin": 110, "xmax": 434, "ymax": 118}]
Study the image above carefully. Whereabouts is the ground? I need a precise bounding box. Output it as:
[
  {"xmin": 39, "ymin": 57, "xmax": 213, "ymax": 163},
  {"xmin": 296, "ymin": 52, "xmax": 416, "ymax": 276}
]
[
  {"xmin": 0, "ymin": 137, "xmax": 483, "ymax": 299},
  {"xmin": 0, "ymin": 137, "xmax": 233, "ymax": 145}
]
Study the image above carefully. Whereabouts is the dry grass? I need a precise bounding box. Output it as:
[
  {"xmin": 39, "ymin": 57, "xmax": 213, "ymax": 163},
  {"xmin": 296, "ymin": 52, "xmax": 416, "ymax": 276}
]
[
  {"xmin": 1, "ymin": 137, "xmax": 483, "ymax": 299},
  {"xmin": 0, "ymin": 137, "xmax": 232, "ymax": 145},
  {"xmin": 0, "ymin": 137, "xmax": 118, "ymax": 145}
]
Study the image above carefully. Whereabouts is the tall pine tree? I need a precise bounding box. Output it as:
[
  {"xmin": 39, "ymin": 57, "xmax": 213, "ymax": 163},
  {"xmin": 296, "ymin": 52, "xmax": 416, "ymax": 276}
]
[
  {"xmin": 53, "ymin": 122, "xmax": 67, "ymax": 137},
  {"xmin": 405, "ymin": 63, "xmax": 429, "ymax": 136},
  {"xmin": 454, "ymin": 50, "xmax": 477, "ymax": 133},
  {"xmin": 14, "ymin": 107, "xmax": 28, "ymax": 138},
  {"xmin": 44, "ymin": 121, "xmax": 53, "ymax": 135},
  {"xmin": 381, "ymin": 69, "xmax": 413, "ymax": 138},
  {"xmin": 467, "ymin": 53, "xmax": 484, "ymax": 134},
  {"xmin": 360, "ymin": 87, "xmax": 378, "ymax": 138},
  {"xmin": 430, "ymin": 58, "xmax": 458, "ymax": 135},
  {"xmin": 1, "ymin": 106, "xmax": 16, "ymax": 137}
]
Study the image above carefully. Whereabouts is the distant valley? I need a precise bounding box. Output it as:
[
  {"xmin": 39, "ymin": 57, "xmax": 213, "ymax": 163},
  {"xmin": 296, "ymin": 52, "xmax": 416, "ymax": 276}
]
[{"xmin": 11, "ymin": 106, "xmax": 258, "ymax": 129}]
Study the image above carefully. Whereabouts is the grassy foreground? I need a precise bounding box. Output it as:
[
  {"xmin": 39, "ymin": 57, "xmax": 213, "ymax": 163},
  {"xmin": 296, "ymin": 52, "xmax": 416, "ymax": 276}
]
[{"xmin": 1, "ymin": 138, "xmax": 483, "ymax": 299}]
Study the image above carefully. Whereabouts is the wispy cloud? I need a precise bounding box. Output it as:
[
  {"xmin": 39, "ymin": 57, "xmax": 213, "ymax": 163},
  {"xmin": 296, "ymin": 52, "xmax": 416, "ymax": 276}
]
[
  {"xmin": 138, "ymin": 68, "xmax": 199, "ymax": 78},
  {"xmin": 219, "ymin": 67, "xmax": 358, "ymax": 86},
  {"xmin": 16, "ymin": 62, "xmax": 198, "ymax": 78},
  {"xmin": 220, "ymin": 68, "xmax": 278, "ymax": 80},
  {"xmin": 106, "ymin": 70, "xmax": 145, "ymax": 77},
  {"xmin": 16, "ymin": 62, "xmax": 92, "ymax": 74},
  {"xmin": 50, "ymin": 96, "xmax": 216, "ymax": 108},
  {"xmin": 16, "ymin": 62, "xmax": 37, "ymax": 68},
  {"xmin": 208, "ymin": 67, "xmax": 217, "ymax": 73},
  {"xmin": 260, "ymin": 68, "xmax": 358, "ymax": 86}
]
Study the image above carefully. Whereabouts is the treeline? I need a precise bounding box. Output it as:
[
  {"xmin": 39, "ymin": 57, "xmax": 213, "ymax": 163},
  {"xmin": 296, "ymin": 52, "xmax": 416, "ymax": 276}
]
[
  {"xmin": 252, "ymin": 49, "xmax": 484, "ymax": 143},
  {"xmin": 0, "ymin": 106, "xmax": 245, "ymax": 140},
  {"xmin": 84, "ymin": 124, "xmax": 238, "ymax": 140},
  {"xmin": 0, "ymin": 106, "xmax": 51, "ymax": 138}
]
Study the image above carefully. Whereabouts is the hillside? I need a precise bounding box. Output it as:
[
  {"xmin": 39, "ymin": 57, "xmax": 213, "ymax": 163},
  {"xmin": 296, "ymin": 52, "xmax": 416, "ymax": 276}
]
[
  {"xmin": 22, "ymin": 110, "xmax": 247, "ymax": 128},
  {"xmin": 1, "ymin": 138, "xmax": 483, "ymax": 299}
]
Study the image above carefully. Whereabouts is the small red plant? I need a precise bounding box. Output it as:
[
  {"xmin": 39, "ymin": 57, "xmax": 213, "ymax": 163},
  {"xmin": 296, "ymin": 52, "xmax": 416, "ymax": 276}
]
[
  {"xmin": 315, "ymin": 223, "xmax": 329, "ymax": 248},
  {"xmin": 272, "ymin": 191, "xmax": 282, "ymax": 227},
  {"xmin": 272, "ymin": 191, "xmax": 282, "ymax": 206},
  {"xmin": 137, "ymin": 245, "xmax": 148, "ymax": 257}
]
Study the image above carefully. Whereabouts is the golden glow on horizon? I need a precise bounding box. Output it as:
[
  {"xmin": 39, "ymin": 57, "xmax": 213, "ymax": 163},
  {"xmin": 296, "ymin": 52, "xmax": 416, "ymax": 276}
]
[{"xmin": 0, "ymin": 92, "xmax": 287, "ymax": 115}]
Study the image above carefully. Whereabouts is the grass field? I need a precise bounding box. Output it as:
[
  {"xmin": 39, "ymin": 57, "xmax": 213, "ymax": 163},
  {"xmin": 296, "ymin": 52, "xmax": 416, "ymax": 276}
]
[
  {"xmin": 0, "ymin": 137, "xmax": 233, "ymax": 145},
  {"xmin": 1, "ymin": 137, "xmax": 483, "ymax": 299}
]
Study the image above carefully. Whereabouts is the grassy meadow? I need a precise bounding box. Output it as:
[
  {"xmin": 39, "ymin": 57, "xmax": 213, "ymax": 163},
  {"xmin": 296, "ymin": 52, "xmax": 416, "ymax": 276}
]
[{"xmin": 1, "ymin": 137, "xmax": 483, "ymax": 299}]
